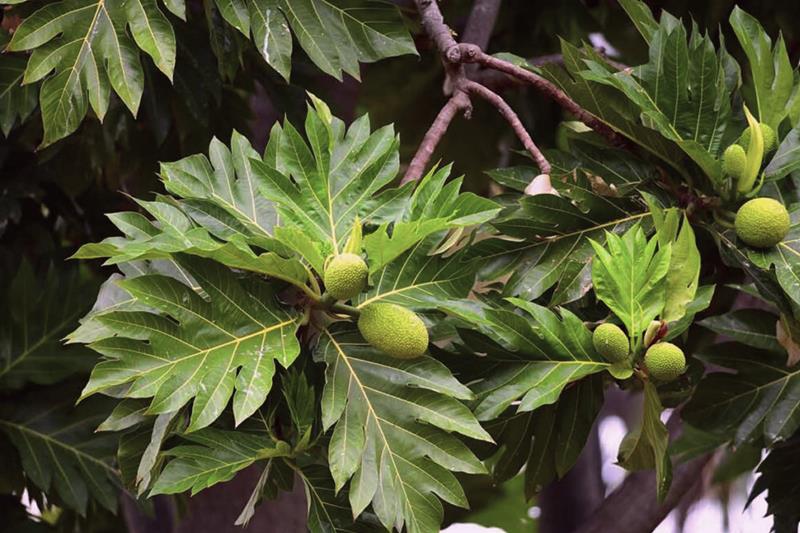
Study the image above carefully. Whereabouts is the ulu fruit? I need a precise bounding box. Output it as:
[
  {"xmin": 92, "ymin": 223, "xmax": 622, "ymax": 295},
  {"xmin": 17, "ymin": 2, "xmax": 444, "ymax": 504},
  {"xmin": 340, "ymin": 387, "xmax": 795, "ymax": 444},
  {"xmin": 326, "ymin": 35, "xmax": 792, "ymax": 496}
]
[
  {"xmin": 735, "ymin": 198, "xmax": 790, "ymax": 248},
  {"xmin": 324, "ymin": 253, "xmax": 368, "ymax": 300},
  {"xmin": 592, "ymin": 323, "xmax": 629, "ymax": 363},
  {"xmin": 739, "ymin": 122, "xmax": 777, "ymax": 152},
  {"xmin": 644, "ymin": 342, "xmax": 686, "ymax": 382},
  {"xmin": 357, "ymin": 303, "xmax": 429, "ymax": 359},
  {"xmin": 722, "ymin": 144, "xmax": 746, "ymax": 179}
]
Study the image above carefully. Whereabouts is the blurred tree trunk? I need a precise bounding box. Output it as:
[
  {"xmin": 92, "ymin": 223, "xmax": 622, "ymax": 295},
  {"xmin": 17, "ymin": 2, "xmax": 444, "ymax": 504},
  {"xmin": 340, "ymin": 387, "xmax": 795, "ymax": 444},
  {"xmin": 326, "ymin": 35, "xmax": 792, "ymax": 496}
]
[{"xmin": 538, "ymin": 425, "xmax": 605, "ymax": 533}]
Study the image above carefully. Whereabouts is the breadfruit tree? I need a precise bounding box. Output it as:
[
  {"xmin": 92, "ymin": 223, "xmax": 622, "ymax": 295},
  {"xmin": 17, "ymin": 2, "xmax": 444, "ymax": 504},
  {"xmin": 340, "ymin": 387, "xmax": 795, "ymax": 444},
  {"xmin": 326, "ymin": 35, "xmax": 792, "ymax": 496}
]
[{"xmin": 2, "ymin": 0, "xmax": 800, "ymax": 532}]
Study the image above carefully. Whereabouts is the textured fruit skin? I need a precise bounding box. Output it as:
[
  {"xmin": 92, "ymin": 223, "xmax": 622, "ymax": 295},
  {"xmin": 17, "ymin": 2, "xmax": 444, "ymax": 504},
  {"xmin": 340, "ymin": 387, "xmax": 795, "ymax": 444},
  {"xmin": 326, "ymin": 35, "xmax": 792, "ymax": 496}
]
[
  {"xmin": 592, "ymin": 323, "xmax": 629, "ymax": 363},
  {"xmin": 644, "ymin": 342, "xmax": 686, "ymax": 382},
  {"xmin": 739, "ymin": 123, "xmax": 777, "ymax": 152},
  {"xmin": 722, "ymin": 144, "xmax": 747, "ymax": 178},
  {"xmin": 324, "ymin": 253, "xmax": 368, "ymax": 300},
  {"xmin": 735, "ymin": 198, "xmax": 790, "ymax": 248},
  {"xmin": 358, "ymin": 303, "xmax": 428, "ymax": 359}
]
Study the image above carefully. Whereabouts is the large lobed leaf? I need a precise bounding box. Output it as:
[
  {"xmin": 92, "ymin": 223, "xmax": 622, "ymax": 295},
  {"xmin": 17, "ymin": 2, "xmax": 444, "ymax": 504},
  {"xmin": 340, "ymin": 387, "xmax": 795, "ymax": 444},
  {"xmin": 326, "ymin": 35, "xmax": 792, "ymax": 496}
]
[
  {"xmin": 6, "ymin": 0, "xmax": 176, "ymax": 146},
  {"xmin": 216, "ymin": 0, "xmax": 416, "ymax": 81},
  {"xmin": 684, "ymin": 329, "xmax": 800, "ymax": 446},
  {"xmin": 590, "ymin": 223, "xmax": 672, "ymax": 338},
  {"xmin": 486, "ymin": 375, "xmax": 604, "ymax": 499},
  {"xmin": 0, "ymin": 390, "xmax": 120, "ymax": 514},
  {"xmin": 0, "ymin": 261, "xmax": 98, "ymax": 389},
  {"xmin": 315, "ymin": 323, "xmax": 491, "ymax": 533},
  {"xmin": 77, "ymin": 256, "xmax": 302, "ymax": 431},
  {"xmin": 580, "ymin": 10, "xmax": 733, "ymax": 181},
  {"xmin": 476, "ymin": 147, "xmax": 652, "ymax": 304},
  {"xmin": 1, "ymin": 0, "xmax": 415, "ymax": 145},
  {"xmin": 441, "ymin": 298, "xmax": 609, "ymax": 421}
]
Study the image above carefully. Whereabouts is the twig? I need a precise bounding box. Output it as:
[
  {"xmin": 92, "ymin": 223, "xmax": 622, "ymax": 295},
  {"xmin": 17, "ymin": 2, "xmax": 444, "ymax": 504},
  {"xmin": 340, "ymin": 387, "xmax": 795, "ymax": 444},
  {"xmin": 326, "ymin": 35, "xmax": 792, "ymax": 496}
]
[
  {"xmin": 402, "ymin": 91, "xmax": 472, "ymax": 184},
  {"xmin": 462, "ymin": 80, "xmax": 550, "ymax": 174},
  {"xmin": 456, "ymin": 43, "xmax": 627, "ymax": 147}
]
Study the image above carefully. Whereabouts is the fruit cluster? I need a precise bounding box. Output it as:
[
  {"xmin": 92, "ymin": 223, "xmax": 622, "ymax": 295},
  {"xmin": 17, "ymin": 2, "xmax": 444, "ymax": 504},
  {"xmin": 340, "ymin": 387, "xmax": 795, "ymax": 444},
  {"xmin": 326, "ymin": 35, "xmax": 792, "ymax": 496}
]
[{"xmin": 323, "ymin": 253, "xmax": 429, "ymax": 359}]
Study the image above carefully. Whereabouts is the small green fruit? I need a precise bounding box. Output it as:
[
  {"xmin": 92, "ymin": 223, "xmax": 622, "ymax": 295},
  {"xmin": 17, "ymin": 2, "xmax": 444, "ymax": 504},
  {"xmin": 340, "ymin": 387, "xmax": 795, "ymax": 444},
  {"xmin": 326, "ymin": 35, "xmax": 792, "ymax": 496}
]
[
  {"xmin": 592, "ymin": 323, "xmax": 629, "ymax": 363},
  {"xmin": 357, "ymin": 303, "xmax": 429, "ymax": 359},
  {"xmin": 739, "ymin": 123, "xmax": 777, "ymax": 152},
  {"xmin": 644, "ymin": 342, "xmax": 686, "ymax": 382},
  {"xmin": 324, "ymin": 253, "xmax": 368, "ymax": 300},
  {"xmin": 722, "ymin": 144, "xmax": 747, "ymax": 178},
  {"xmin": 735, "ymin": 198, "xmax": 790, "ymax": 248}
]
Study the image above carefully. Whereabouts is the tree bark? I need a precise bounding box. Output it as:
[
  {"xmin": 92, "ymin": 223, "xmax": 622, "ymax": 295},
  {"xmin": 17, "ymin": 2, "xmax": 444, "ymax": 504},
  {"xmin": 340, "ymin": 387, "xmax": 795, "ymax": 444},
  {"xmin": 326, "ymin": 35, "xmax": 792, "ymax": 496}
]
[{"xmin": 573, "ymin": 453, "xmax": 711, "ymax": 533}]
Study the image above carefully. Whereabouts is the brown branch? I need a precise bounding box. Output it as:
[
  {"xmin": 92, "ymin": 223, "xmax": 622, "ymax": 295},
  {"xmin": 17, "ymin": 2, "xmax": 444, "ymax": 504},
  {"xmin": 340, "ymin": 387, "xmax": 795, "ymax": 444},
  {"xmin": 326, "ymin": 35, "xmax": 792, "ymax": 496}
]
[
  {"xmin": 457, "ymin": 43, "xmax": 628, "ymax": 147},
  {"xmin": 462, "ymin": 80, "xmax": 550, "ymax": 174},
  {"xmin": 574, "ymin": 453, "xmax": 712, "ymax": 533},
  {"xmin": 461, "ymin": 0, "xmax": 502, "ymax": 50},
  {"xmin": 401, "ymin": 91, "xmax": 472, "ymax": 184},
  {"xmin": 414, "ymin": 0, "xmax": 460, "ymax": 62}
]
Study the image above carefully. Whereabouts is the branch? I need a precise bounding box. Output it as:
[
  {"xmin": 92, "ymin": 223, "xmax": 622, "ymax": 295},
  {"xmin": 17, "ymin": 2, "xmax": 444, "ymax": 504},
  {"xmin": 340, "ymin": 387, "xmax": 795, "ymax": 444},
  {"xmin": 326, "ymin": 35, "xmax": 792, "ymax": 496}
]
[
  {"xmin": 457, "ymin": 43, "xmax": 628, "ymax": 147},
  {"xmin": 414, "ymin": 0, "xmax": 460, "ymax": 62},
  {"xmin": 574, "ymin": 453, "xmax": 712, "ymax": 533},
  {"xmin": 461, "ymin": 0, "xmax": 502, "ymax": 50},
  {"xmin": 401, "ymin": 91, "xmax": 472, "ymax": 184},
  {"xmin": 462, "ymin": 80, "xmax": 550, "ymax": 174}
]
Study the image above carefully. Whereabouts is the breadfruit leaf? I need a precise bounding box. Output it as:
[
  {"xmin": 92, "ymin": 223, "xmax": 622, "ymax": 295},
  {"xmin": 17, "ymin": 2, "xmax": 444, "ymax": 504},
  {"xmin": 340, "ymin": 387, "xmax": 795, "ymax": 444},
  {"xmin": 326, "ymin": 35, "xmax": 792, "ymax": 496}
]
[
  {"xmin": 440, "ymin": 298, "xmax": 609, "ymax": 421},
  {"xmin": 0, "ymin": 389, "xmax": 120, "ymax": 514},
  {"xmin": 730, "ymin": 6, "xmax": 796, "ymax": 130},
  {"xmin": 580, "ymin": 11, "xmax": 732, "ymax": 180},
  {"xmin": 0, "ymin": 261, "xmax": 98, "ymax": 389},
  {"xmin": 486, "ymin": 375, "xmax": 604, "ymax": 499},
  {"xmin": 684, "ymin": 335, "xmax": 800, "ymax": 446},
  {"xmin": 6, "ymin": 0, "xmax": 175, "ymax": 146},
  {"xmin": 0, "ymin": 52, "xmax": 37, "ymax": 136},
  {"xmin": 79, "ymin": 256, "xmax": 302, "ymax": 431},
  {"xmin": 590, "ymin": 224, "xmax": 672, "ymax": 338},
  {"xmin": 749, "ymin": 434, "xmax": 800, "ymax": 533},
  {"xmin": 479, "ymin": 147, "xmax": 653, "ymax": 304},
  {"xmin": 315, "ymin": 323, "xmax": 490, "ymax": 533},
  {"xmin": 150, "ymin": 428, "xmax": 290, "ymax": 495},
  {"xmin": 217, "ymin": 0, "xmax": 416, "ymax": 81}
]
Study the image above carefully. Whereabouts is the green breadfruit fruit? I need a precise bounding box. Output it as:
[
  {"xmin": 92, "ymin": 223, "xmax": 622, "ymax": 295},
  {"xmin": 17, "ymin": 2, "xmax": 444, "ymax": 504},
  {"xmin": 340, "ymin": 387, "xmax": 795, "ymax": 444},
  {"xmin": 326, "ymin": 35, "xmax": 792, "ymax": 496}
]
[
  {"xmin": 592, "ymin": 323, "xmax": 629, "ymax": 363},
  {"xmin": 324, "ymin": 253, "xmax": 368, "ymax": 300},
  {"xmin": 739, "ymin": 123, "xmax": 777, "ymax": 152},
  {"xmin": 644, "ymin": 342, "xmax": 686, "ymax": 382},
  {"xmin": 722, "ymin": 144, "xmax": 747, "ymax": 178},
  {"xmin": 735, "ymin": 198, "xmax": 791, "ymax": 248},
  {"xmin": 357, "ymin": 303, "xmax": 429, "ymax": 359}
]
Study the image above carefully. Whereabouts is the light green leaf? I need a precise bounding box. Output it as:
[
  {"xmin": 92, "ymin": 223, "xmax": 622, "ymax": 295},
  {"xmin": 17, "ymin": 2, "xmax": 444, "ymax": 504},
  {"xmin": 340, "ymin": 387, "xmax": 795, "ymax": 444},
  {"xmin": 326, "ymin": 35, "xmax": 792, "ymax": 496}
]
[
  {"xmin": 590, "ymin": 224, "xmax": 672, "ymax": 337},
  {"xmin": 730, "ymin": 6, "xmax": 796, "ymax": 130}
]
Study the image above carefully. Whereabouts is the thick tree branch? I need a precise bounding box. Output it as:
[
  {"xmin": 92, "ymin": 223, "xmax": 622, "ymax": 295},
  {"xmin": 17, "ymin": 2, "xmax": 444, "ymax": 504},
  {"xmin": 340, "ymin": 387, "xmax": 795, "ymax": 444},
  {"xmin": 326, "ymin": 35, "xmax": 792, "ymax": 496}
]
[
  {"xmin": 461, "ymin": 0, "xmax": 502, "ymax": 50},
  {"xmin": 401, "ymin": 91, "xmax": 471, "ymax": 184},
  {"xmin": 456, "ymin": 43, "xmax": 627, "ymax": 147},
  {"xmin": 463, "ymin": 80, "xmax": 550, "ymax": 174},
  {"xmin": 574, "ymin": 453, "xmax": 712, "ymax": 533}
]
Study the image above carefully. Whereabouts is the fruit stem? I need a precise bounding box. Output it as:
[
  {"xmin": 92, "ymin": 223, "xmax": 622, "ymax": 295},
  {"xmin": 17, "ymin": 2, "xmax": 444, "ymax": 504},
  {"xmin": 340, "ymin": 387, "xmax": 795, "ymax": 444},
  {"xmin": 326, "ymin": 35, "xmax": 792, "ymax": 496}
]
[
  {"xmin": 314, "ymin": 292, "xmax": 361, "ymax": 317},
  {"xmin": 330, "ymin": 302, "xmax": 361, "ymax": 317}
]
